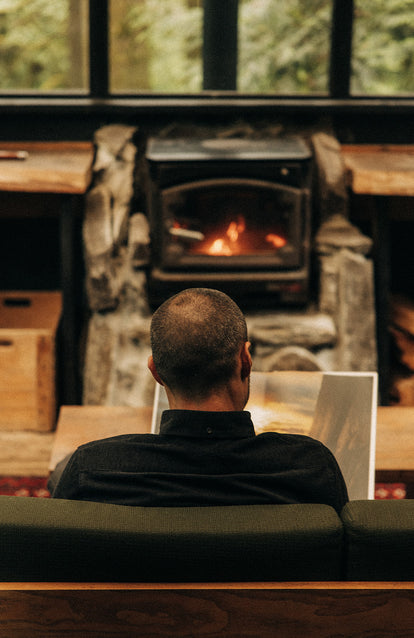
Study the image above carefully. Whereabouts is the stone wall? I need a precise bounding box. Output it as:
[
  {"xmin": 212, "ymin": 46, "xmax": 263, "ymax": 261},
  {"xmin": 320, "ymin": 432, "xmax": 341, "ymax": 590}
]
[
  {"xmin": 82, "ymin": 125, "xmax": 154, "ymax": 407},
  {"xmin": 81, "ymin": 125, "xmax": 377, "ymax": 407}
]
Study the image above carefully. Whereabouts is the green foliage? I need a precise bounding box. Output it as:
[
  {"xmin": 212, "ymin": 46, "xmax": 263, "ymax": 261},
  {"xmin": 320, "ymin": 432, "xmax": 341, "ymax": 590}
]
[
  {"xmin": 0, "ymin": 0, "xmax": 72, "ymax": 90},
  {"xmin": 0, "ymin": 0, "xmax": 413, "ymax": 95},
  {"xmin": 111, "ymin": 0, "xmax": 203, "ymax": 92},
  {"xmin": 239, "ymin": 0, "xmax": 331, "ymax": 93},
  {"xmin": 352, "ymin": 0, "xmax": 414, "ymax": 94}
]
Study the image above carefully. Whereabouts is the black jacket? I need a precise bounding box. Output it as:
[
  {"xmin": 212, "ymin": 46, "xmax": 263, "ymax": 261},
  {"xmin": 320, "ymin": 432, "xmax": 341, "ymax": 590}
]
[{"xmin": 51, "ymin": 409, "xmax": 349, "ymax": 513}]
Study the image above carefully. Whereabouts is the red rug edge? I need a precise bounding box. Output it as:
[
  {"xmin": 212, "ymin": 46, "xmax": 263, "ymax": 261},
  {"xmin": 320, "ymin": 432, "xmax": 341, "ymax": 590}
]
[{"xmin": 0, "ymin": 476, "xmax": 50, "ymax": 498}]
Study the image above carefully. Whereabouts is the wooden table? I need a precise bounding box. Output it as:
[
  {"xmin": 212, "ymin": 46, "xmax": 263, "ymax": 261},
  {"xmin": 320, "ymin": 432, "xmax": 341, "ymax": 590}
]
[
  {"xmin": 0, "ymin": 142, "xmax": 93, "ymax": 194},
  {"xmin": 341, "ymin": 145, "xmax": 414, "ymax": 404},
  {"xmin": 0, "ymin": 142, "xmax": 94, "ymax": 404},
  {"xmin": 49, "ymin": 406, "xmax": 153, "ymax": 471},
  {"xmin": 342, "ymin": 145, "xmax": 414, "ymax": 196},
  {"xmin": 49, "ymin": 405, "xmax": 414, "ymax": 495},
  {"xmin": 375, "ymin": 406, "xmax": 414, "ymax": 494}
]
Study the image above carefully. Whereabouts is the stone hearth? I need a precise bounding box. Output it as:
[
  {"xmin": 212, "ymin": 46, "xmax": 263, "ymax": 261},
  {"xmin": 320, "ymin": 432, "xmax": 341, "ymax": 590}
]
[{"xmin": 81, "ymin": 125, "xmax": 377, "ymax": 408}]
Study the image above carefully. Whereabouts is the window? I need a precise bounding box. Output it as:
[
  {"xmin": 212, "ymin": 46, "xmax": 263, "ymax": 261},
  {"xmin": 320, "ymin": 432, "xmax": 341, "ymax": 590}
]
[
  {"xmin": 110, "ymin": 0, "xmax": 203, "ymax": 93},
  {"xmin": 0, "ymin": 0, "xmax": 89, "ymax": 92},
  {"xmin": 238, "ymin": 0, "xmax": 331, "ymax": 94},
  {"xmin": 352, "ymin": 0, "xmax": 414, "ymax": 95},
  {"xmin": 0, "ymin": 0, "xmax": 413, "ymax": 98},
  {"xmin": 109, "ymin": 0, "xmax": 331, "ymax": 95}
]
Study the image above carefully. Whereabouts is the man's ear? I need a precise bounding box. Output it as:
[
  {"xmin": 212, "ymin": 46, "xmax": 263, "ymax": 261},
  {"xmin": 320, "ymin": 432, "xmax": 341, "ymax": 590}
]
[
  {"xmin": 148, "ymin": 355, "xmax": 164, "ymax": 386},
  {"xmin": 240, "ymin": 341, "xmax": 252, "ymax": 380}
]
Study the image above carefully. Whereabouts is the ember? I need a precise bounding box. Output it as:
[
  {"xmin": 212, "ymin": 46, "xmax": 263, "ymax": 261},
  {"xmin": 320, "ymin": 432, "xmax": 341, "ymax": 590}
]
[
  {"xmin": 206, "ymin": 216, "xmax": 246, "ymax": 256},
  {"xmin": 266, "ymin": 233, "xmax": 287, "ymax": 249}
]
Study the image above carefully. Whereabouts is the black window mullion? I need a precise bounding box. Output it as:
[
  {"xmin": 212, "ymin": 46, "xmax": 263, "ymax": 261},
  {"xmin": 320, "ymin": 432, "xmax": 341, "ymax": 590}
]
[
  {"xmin": 89, "ymin": 0, "xmax": 109, "ymax": 97},
  {"xmin": 329, "ymin": 0, "xmax": 354, "ymax": 98},
  {"xmin": 203, "ymin": 0, "xmax": 238, "ymax": 91}
]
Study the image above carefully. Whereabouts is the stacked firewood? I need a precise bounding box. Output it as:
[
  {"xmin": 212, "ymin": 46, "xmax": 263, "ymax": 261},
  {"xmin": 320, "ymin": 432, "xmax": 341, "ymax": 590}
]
[{"xmin": 389, "ymin": 295, "xmax": 414, "ymax": 404}]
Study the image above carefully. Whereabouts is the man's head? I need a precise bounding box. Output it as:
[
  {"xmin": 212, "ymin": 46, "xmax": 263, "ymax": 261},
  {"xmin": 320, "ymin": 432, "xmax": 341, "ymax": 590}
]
[{"xmin": 149, "ymin": 288, "xmax": 251, "ymax": 406}]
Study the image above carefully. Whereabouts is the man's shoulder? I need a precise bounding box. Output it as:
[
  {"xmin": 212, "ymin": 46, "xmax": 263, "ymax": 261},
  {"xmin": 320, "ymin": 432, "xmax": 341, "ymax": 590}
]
[
  {"xmin": 256, "ymin": 430, "xmax": 327, "ymax": 449},
  {"xmin": 76, "ymin": 432, "xmax": 158, "ymax": 454},
  {"xmin": 254, "ymin": 430, "xmax": 336, "ymax": 462}
]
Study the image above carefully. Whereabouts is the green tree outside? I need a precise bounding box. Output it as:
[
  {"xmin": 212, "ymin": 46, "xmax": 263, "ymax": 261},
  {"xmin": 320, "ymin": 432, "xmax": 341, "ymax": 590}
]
[
  {"xmin": 0, "ymin": 0, "xmax": 88, "ymax": 91},
  {"xmin": 0, "ymin": 0, "xmax": 413, "ymax": 95}
]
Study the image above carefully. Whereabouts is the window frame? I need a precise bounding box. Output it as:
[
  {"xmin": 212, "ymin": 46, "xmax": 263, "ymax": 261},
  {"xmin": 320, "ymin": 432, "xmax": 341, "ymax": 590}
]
[
  {"xmin": 90, "ymin": 0, "xmax": 352, "ymax": 99},
  {"xmin": 0, "ymin": 0, "xmax": 413, "ymax": 115}
]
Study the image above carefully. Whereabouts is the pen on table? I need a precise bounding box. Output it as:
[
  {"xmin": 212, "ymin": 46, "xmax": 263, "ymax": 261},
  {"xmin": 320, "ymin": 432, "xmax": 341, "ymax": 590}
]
[{"xmin": 0, "ymin": 150, "xmax": 29, "ymax": 160}]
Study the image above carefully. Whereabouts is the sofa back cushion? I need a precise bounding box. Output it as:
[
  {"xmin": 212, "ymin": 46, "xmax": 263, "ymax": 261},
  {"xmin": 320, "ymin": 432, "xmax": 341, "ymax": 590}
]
[
  {"xmin": 0, "ymin": 496, "xmax": 343, "ymax": 582},
  {"xmin": 342, "ymin": 500, "xmax": 414, "ymax": 580}
]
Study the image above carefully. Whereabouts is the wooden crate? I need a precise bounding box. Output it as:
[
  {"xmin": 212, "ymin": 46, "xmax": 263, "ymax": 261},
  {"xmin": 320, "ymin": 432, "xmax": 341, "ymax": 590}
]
[{"xmin": 0, "ymin": 291, "xmax": 62, "ymax": 431}]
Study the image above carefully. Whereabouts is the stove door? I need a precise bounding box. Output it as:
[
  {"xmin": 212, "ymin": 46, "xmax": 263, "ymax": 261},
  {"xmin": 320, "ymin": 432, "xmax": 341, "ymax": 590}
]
[{"xmin": 157, "ymin": 178, "xmax": 307, "ymax": 272}]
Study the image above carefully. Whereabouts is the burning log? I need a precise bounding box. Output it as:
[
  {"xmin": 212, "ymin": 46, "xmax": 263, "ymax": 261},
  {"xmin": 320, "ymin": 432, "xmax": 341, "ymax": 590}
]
[
  {"xmin": 390, "ymin": 326, "xmax": 414, "ymax": 372},
  {"xmin": 389, "ymin": 295, "xmax": 414, "ymax": 404}
]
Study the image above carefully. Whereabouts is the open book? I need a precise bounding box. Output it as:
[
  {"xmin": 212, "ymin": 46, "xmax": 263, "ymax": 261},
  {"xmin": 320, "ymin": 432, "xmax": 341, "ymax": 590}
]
[{"xmin": 151, "ymin": 370, "xmax": 378, "ymax": 501}]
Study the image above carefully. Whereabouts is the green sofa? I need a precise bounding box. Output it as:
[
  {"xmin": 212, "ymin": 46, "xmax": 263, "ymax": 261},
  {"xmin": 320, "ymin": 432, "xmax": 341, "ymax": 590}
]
[{"xmin": 0, "ymin": 496, "xmax": 412, "ymax": 637}]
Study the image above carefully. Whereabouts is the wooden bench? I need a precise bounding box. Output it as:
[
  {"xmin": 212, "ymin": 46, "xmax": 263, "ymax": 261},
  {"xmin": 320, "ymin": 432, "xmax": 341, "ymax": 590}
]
[{"xmin": 0, "ymin": 582, "xmax": 413, "ymax": 637}]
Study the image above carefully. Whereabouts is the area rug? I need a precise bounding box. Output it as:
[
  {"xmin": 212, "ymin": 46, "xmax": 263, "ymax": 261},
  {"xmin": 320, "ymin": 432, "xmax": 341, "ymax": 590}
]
[
  {"xmin": 0, "ymin": 476, "xmax": 50, "ymax": 498},
  {"xmin": 374, "ymin": 482, "xmax": 406, "ymax": 499}
]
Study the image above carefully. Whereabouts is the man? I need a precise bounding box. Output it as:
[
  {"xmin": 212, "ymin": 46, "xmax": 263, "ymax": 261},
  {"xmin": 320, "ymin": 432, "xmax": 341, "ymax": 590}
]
[{"xmin": 49, "ymin": 287, "xmax": 348, "ymax": 512}]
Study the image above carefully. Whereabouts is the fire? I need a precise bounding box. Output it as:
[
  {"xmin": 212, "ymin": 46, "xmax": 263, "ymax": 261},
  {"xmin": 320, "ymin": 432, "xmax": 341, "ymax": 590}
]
[
  {"xmin": 180, "ymin": 214, "xmax": 288, "ymax": 256},
  {"xmin": 208, "ymin": 238, "xmax": 232, "ymax": 256},
  {"xmin": 207, "ymin": 216, "xmax": 246, "ymax": 255},
  {"xmin": 226, "ymin": 217, "xmax": 245, "ymax": 243}
]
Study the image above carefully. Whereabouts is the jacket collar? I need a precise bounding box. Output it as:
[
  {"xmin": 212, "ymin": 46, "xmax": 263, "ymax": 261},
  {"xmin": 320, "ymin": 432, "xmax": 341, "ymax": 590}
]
[{"xmin": 159, "ymin": 409, "xmax": 255, "ymax": 439}]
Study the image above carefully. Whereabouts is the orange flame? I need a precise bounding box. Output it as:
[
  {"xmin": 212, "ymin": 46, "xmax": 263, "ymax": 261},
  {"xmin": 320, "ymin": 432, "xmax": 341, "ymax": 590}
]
[
  {"xmin": 208, "ymin": 238, "xmax": 231, "ymax": 255},
  {"xmin": 266, "ymin": 233, "xmax": 287, "ymax": 249},
  {"xmin": 226, "ymin": 217, "xmax": 245, "ymax": 242},
  {"xmin": 206, "ymin": 216, "xmax": 246, "ymax": 255}
]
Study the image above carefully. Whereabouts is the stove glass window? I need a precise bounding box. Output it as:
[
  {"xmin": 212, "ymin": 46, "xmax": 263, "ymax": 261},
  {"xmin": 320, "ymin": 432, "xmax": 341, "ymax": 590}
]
[{"xmin": 160, "ymin": 179, "xmax": 303, "ymax": 270}]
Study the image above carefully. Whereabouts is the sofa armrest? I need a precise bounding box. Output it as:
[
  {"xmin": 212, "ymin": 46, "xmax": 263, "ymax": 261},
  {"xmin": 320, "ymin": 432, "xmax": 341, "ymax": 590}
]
[
  {"xmin": 341, "ymin": 500, "xmax": 414, "ymax": 580},
  {"xmin": 0, "ymin": 496, "xmax": 343, "ymax": 582}
]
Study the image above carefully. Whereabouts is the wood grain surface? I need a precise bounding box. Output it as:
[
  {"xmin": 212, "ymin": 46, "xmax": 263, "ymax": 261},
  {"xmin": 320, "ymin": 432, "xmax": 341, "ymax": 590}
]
[
  {"xmin": 342, "ymin": 144, "xmax": 414, "ymax": 196},
  {"xmin": 0, "ymin": 583, "xmax": 412, "ymax": 637},
  {"xmin": 0, "ymin": 142, "xmax": 94, "ymax": 194}
]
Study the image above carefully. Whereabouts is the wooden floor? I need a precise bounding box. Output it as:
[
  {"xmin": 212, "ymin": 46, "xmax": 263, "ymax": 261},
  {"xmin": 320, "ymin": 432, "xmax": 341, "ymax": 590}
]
[{"xmin": 0, "ymin": 429, "xmax": 54, "ymax": 476}]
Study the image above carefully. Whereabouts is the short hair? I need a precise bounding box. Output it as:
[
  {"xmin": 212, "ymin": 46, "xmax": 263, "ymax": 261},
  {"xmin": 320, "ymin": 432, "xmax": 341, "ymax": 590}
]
[{"xmin": 150, "ymin": 288, "xmax": 248, "ymax": 400}]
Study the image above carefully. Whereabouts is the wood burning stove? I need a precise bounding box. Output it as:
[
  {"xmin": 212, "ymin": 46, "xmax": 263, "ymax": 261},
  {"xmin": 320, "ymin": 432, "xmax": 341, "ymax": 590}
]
[{"xmin": 146, "ymin": 137, "xmax": 312, "ymax": 307}]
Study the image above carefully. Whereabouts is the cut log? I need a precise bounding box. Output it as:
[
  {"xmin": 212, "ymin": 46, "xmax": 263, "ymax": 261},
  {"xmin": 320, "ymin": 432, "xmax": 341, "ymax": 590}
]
[
  {"xmin": 390, "ymin": 374, "xmax": 414, "ymax": 406},
  {"xmin": 391, "ymin": 294, "xmax": 414, "ymax": 336},
  {"xmin": 389, "ymin": 295, "xmax": 414, "ymax": 404},
  {"xmin": 389, "ymin": 326, "xmax": 414, "ymax": 371}
]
